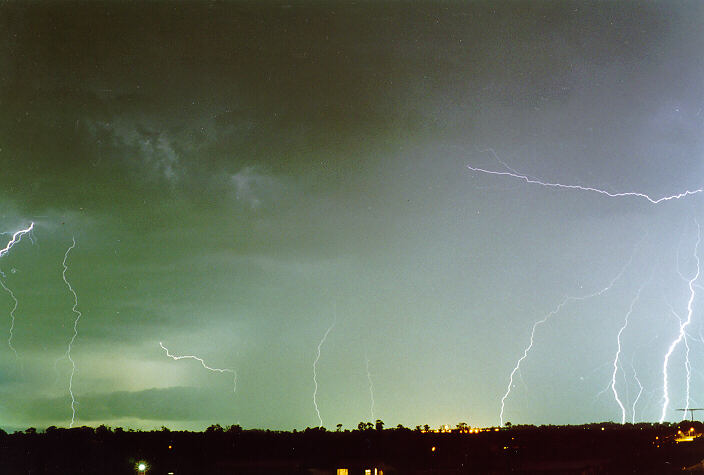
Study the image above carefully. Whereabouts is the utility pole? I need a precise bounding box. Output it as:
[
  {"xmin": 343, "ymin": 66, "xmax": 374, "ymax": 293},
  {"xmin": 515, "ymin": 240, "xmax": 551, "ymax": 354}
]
[{"xmin": 676, "ymin": 408, "xmax": 704, "ymax": 421}]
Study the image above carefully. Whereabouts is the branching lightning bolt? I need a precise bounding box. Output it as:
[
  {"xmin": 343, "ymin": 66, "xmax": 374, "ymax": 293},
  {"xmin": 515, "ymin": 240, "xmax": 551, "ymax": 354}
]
[
  {"xmin": 0, "ymin": 223, "xmax": 33, "ymax": 358},
  {"xmin": 365, "ymin": 353, "xmax": 375, "ymax": 422},
  {"xmin": 159, "ymin": 342, "xmax": 237, "ymax": 392},
  {"xmin": 61, "ymin": 237, "xmax": 82, "ymax": 428},
  {"xmin": 660, "ymin": 221, "xmax": 700, "ymax": 423},
  {"xmin": 610, "ymin": 279, "xmax": 648, "ymax": 423},
  {"xmin": 467, "ymin": 161, "xmax": 703, "ymax": 204},
  {"xmin": 0, "ymin": 279, "xmax": 20, "ymax": 359},
  {"xmin": 499, "ymin": 247, "xmax": 637, "ymax": 426},
  {"xmin": 630, "ymin": 360, "xmax": 643, "ymax": 424},
  {"xmin": 0, "ymin": 223, "xmax": 34, "ymax": 259},
  {"xmin": 312, "ymin": 319, "xmax": 335, "ymax": 428}
]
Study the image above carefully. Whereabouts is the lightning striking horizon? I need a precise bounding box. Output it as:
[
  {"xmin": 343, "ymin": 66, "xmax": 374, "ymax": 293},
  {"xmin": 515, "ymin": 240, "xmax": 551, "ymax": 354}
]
[
  {"xmin": 660, "ymin": 221, "xmax": 701, "ymax": 423},
  {"xmin": 630, "ymin": 360, "xmax": 644, "ymax": 424},
  {"xmin": 468, "ymin": 150, "xmax": 704, "ymax": 424},
  {"xmin": 159, "ymin": 342, "xmax": 237, "ymax": 393},
  {"xmin": 365, "ymin": 353, "xmax": 375, "ymax": 422},
  {"xmin": 312, "ymin": 319, "xmax": 335, "ymax": 428},
  {"xmin": 0, "ymin": 279, "xmax": 20, "ymax": 359},
  {"xmin": 684, "ymin": 333, "xmax": 692, "ymax": 417},
  {"xmin": 499, "ymin": 235, "xmax": 641, "ymax": 426},
  {"xmin": 610, "ymin": 279, "xmax": 648, "ymax": 423},
  {"xmin": 61, "ymin": 237, "xmax": 82, "ymax": 428}
]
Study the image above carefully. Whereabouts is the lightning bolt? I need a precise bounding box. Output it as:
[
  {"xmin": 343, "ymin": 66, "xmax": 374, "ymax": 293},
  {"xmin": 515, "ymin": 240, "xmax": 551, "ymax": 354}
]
[
  {"xmin": 499, "ymin": 246, "xmax": 637, "ymax": 426},
  {"xmin": 467, "ymin": 161, "xmax": 703, "ymax": 204},
  {"xmin": 684, "ymin": 332, "xmax": 692, "ymax": 417},
  {"xmin": 630, "ymin": 360, "xmax": 643, "ymax": 423},
  {"xmin": 0, "ymin": 279, "xmax": 19, "ymax": 359},
  {"xmin": 660, "ymin": 221, "xmax": 700, "ymax": 423},
  {"xmin": 0, "ymin": 223, "xmax": 34, "ymax": 259},
  {"xmin": 365, "ymin": 353, "xmax": 375, "ymax": 422},
  {"xmin": 610, "ymin": 279, "xmax": 648, "ymax": 423},
  {"xmin": 159, "ymin": 342, "xmax": 236, "ymax": 392},
  {"xmin": 61, "ymin": 237, "xmax": 82, "ymax": 428},
  {"xmin": 0, "ymin": 223, "xmax": 33, "ymax": 358},
  {"xmin": 312, "ymin": 319, "xmax": 335, "ymax": 428}
]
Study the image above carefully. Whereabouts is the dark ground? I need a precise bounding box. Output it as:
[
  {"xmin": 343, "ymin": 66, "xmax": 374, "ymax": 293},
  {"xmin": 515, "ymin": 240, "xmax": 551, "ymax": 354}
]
[{"xmin": 3, "ymin": 421, "xmax": 704, "ymax": 474}]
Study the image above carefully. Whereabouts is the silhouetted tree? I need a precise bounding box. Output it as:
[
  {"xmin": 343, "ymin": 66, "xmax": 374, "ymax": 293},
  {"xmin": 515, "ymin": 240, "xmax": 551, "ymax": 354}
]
[
  {"xmin": 206, "ymin": 424, "xmax": 224, "ymax": 434},
  {"xmin": 375, "ymin": 419, "xmax": 384, "ymax": 431}
]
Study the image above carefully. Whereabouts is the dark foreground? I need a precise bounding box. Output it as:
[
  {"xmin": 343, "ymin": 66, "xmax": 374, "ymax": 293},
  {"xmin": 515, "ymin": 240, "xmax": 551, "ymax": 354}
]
[{"xmin": 3, "ymin": 422, "xmax": 704, "ymax": 474}]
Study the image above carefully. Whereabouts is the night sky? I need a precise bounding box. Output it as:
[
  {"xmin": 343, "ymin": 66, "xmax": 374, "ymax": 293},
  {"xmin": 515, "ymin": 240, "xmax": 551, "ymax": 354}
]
[{"xmin": 2, "ymin": 1, "xmax": 704, "ymax": 432}]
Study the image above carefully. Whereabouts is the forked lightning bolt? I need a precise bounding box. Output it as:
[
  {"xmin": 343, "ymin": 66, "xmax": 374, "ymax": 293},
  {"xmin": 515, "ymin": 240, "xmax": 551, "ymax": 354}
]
[
  {"xmin": 630, "ymin": 361, "xmax": 644, "ymax": 423},
  {"xmin": 0, "ymin": 223, "xmax": 33, "ymax": 358},
  {"xmin": 0, "ymin": 223, "xmax": 34, "ymax": 259},
  {"xmin": 159, "ymin": 342, "xmax": 236, "ymax": 392},
  {"xmin": 660, "ymin": 221, "xmax": 700, "ymax": 423},
  {"xmin": 312, "ymin": 319, "xmax": 335, "ymax": 428},
  {"xmin": 499, "ymin": 245, "xmax": 637, "ymax": 426},
  {"xmin": 62, "ymin": 237, "xmax": 82, "ymax": 428},
  {"xmin": 610, "ymin": 279, "xmax": 648, "ymax": 423}
]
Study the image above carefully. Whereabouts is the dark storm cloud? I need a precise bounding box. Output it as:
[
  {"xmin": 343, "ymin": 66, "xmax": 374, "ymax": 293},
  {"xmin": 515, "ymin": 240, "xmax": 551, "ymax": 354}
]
[
  {"xmin": 2, "ymin": 1, "xmax": 704, "ymax": 431},
  {"xmin": 0, "ymin": 1, "xmax": 685, "ymax": 214}
]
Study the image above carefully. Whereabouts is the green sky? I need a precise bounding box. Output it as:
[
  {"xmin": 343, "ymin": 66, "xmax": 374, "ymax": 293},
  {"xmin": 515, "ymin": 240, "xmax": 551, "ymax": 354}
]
[{"xmin": 1, "ymin": 1, "xmax": 704, "ymax": 431}]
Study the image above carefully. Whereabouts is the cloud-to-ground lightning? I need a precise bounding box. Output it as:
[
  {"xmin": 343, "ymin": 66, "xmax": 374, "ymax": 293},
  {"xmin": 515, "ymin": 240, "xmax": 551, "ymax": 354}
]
[
  {"xmin": 61, "ymin": 237, "xmax": 82, "ymax": 428},
  {"xmin": 159, "ymin": 342, "xmax": 237, "ymax": 392},
  {"xmin": 610, "ymin": 279, "xmax": 648, "ymax": 423},
  {"xmin": 312, "ymin": 319, "xmax": 335, "ymax": 428},
  {"xmin": 499, "ymin": 246, "xmax": 638, "ymax": 426},
  {"xmin": 660, "ymin": 221, "xmax": 700, "ymax": 423},
  {"xmin": 630, "ymin": 360, "xmax": 644, "ymax": 423},
  {"xmin": 0, "ymin": 279, "xmax": 20, "ymax": 359},
  {"xmin": 467, "ymin": 160, "xmax": 703, "ymax": 204},
  {"xmin": 365, "ymin": 353, "xmax": 375, "ymax": 422}
]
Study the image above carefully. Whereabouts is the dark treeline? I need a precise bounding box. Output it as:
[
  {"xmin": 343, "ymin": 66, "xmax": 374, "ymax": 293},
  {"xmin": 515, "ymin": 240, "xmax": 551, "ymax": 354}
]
[{"xmin": 1, "ymin": 421, "xmax": 703, "ymax": 474}]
